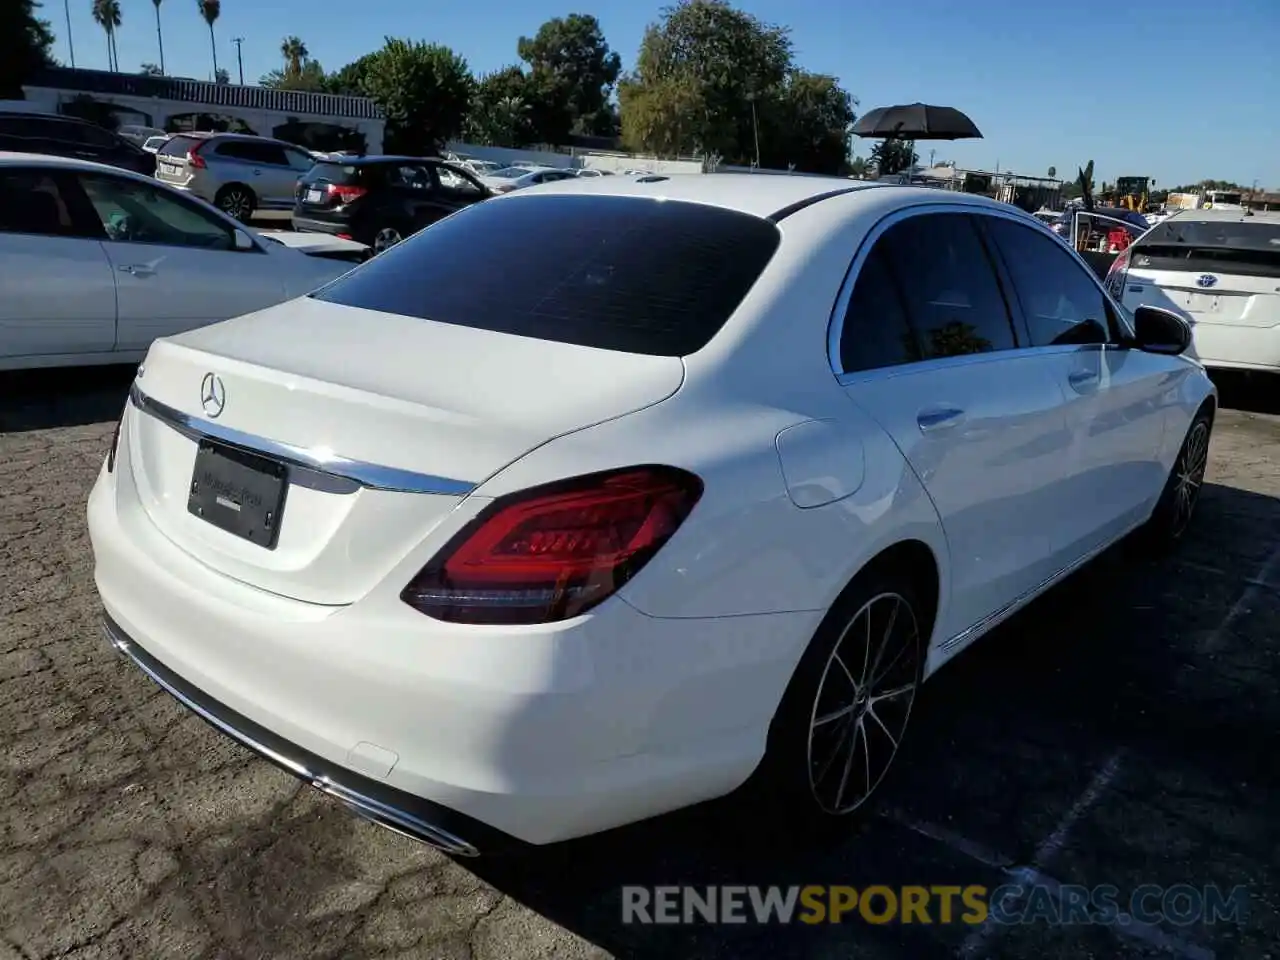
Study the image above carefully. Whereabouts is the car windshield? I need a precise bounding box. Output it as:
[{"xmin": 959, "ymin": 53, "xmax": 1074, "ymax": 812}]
[{"xmin": 488, "ymin": 167, "xmax": 535, "ymax": 179}]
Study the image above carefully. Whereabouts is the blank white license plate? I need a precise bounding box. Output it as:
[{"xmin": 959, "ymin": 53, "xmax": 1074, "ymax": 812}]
[
  {"xmin": 306, "ymin": 189, "xmax": 324, "ymax": 203},
  {"xmin": 160, "ymin": 162, "xmax": 181, "ymax": 175}
]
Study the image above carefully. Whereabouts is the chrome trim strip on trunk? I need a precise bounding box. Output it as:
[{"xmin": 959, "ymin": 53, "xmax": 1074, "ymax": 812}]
[
  {"xmin": 102, "ymin": 616, "xmax": 482, "ymax": 857},
  {"xmin": 128, "ymin": 383, "xmax": 476, "ymax": 496}
]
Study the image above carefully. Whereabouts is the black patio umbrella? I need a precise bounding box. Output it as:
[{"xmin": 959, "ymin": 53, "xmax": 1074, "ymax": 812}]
[{"xmin": 852, "ymin": 103, "xmax": 983, "ymax": 141}]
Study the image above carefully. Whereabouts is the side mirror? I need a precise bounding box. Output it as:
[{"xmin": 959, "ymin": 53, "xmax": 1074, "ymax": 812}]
[
  {"xmin": 1130, "ymin": 305, "xmax": 1192, "ymax": 356},
  {"xmin": 233, "ymin": 228, "xmax": 256, "ymax": 252}
]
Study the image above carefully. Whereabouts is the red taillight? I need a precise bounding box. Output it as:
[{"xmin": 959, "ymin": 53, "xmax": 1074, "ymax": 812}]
[
  {"xmin": 1105, "ymin": 247, "xmax": 1131, "ymax": 299},
  {"xmin": 187, "ymin": 142, "xmax": 207, "ymax": 169},
  {"xmin": 401, "ymin": 466, "xmax": 703, "ymax": 625},
  {"xmin": 327, "ymin": 184, "xmax": 368, "ymax": 204}
]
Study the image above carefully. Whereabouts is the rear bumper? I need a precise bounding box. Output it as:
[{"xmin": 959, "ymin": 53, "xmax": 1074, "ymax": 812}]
[
  {"xmin": 87, "ymin": 443, "xmax": 814, "ymax": 847},
  {"xmin": 102, "ymin": 612, "xmax": 509, "ymax": 856},
  {"xmin": 1190, "ymin": 321, "xmax": 1280, "ymax": 372}
]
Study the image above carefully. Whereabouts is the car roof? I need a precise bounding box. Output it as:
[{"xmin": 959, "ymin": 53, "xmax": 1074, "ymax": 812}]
[
  {"xmin": 0, "ymin": 150, "xmax": 183, "ymax": 187},
  {"xmin": 1165, "ymin": 208, "xmax": 1280, "ymax": 224},
  {"xmin": 0, "ymin": 110, "xmax": 96, "ymax": 124},
  {"xmin": 489, "ymin": 172, "xmax": 904, "ymax": 219},
  {"xmin": 315, "ymin": 155, "xmax": 450, "ymax": 166}
]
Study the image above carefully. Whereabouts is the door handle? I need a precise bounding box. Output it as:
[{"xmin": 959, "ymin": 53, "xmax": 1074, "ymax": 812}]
[
  {"xmin": 917, "ymin": 407, "xmax": 966, "ymax": 433},
  {"xmin": 1068, "ymin": 370, "xmax": 1100, "ymax": 390},
  {"xmin": 118, "ymin": 264, "xmax": 155, "ymax": 277}
]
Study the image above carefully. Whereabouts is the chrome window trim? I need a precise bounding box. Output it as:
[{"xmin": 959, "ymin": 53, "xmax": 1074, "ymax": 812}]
[
  {"xmin": 826, "ymin": 202, "xmax": 1136, "ymax": 381},
  {"xmin": 128, "ymin": 383, "xmax": 476, "ymax": 496}
]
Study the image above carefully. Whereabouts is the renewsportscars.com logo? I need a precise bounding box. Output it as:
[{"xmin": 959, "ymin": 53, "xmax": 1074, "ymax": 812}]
[{"xmin": 621, "ymin": 884, "xmax": 1250, "ymax": 926}]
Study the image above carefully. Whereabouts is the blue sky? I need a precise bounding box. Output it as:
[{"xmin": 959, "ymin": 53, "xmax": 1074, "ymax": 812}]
[{"xmin": 49, "ymin": 0, "xmax": 1279, "ymax": 188}]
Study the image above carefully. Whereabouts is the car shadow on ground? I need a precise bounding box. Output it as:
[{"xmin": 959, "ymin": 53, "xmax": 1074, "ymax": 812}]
[
  {"xmin": 0, "ymin": 365, "xmax": 138, "ymax": 432},
  {"xmin": 466, "ymin": 479, "xmax": 1280, "ymax": 959},
  {"xmin": 1210, "ymin": 370, "xmax": 1280, "ymax": 416}
]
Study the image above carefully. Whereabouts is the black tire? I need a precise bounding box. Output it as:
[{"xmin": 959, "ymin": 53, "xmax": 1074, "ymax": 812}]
[
  {"xmin": 747, "ymin": 567, "xmax": 927, "ymax": 834},
  {"xmin": 215, "ymin": 185, "xmax": 256, "ymax": 222},
  {"xmin": 368, "ymin": 223, "xmax": 407, "ymax": 254},
  {"xmin": 1136, "ymin": 407, "xmax": 1213, "ymax": 552}
]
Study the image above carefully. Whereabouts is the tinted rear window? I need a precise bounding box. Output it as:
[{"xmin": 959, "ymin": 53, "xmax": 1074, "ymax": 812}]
[
  {"xmin": 159, "ymin": 135, "xmax": 202, "ymax": 157},
  {"xmin": 301, "ymin": 162, "xmax": 363, "ymax": 185},
  {"xmin": 1133, "ymin": 218, "xmax": 1280, "ymax": 278},
  {"xmin": 310, "ymin": 194, "xmax": 782, "ymax": 356}
]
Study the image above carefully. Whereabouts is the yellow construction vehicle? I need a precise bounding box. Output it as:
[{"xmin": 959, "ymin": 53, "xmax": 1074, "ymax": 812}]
[{"xmin": 1111, "ymin": 176, "xmax": 1151, "ymax": 211}]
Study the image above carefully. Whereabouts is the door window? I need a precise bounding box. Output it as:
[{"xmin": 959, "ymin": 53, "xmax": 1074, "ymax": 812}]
[
  {"xmin": 388, "ymin": 164, "xmax": 434, "ymax": 191},
  {"xmin": 879, "ymin": 213, "xmax": 1018, "ymax": 358},
  {"xmin": 434, "ymin": 164, "xmax": 485, "ymax": 197},
  {"xmin": 216, "ymin": 140, "xmax": 289, "ymax": 166},
  {"xmin": 77, "ymin": 174, "xmax": 235, "ymax": 250},
  {"xmin": 838, "ymin": 243, "xmax": 922, "ymax": 374},
  {"xmin": 983, "ymin": 217, "xmax": 1114, "ymax": 346},
  {"xmin": 0, "ymin": 170, "xmax": 83, "ymax": 237}
]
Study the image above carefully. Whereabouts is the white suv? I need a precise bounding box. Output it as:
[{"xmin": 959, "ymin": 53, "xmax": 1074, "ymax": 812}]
[
  {"xmin": 154, "ymin": 132, "xmax": 316, "ymax": 221},
  {"xmin": 1108, "ymin": 209, "xmax": 1280, "ymax": 373}
]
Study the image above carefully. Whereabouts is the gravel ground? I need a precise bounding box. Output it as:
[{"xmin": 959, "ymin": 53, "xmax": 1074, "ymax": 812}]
[{"xmin": 2, "ymin": 366, "xmax": 1277, "ymax": 960}]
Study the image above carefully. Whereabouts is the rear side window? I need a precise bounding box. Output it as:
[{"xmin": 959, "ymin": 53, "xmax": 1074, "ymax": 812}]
[
  {"xmin": 1132, "ymin": 218, "xmax": 1280, "ymax": 279},
  {"xmin": 839, "ymin": 244, "xmax": 922, "ymax": 373},
  {"xmin": 311, "ymin": 194, "xmax": 782, "ymax": 356},
  {"xmin": 878, "ymin": 213, "xmax": 1018, "ymax": 357}
]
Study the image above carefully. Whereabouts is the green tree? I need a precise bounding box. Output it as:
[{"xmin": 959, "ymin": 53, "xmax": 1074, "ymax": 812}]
[
  {"xmin": 360, "ymin": 38, "xmax": 474, "ymax": 155},
  {"xmin": 0, "ymin": 0, "xmax": 55, "ymax": 98},
  {"xmin": 281, "ymin": 36, "xmax": 307, "ymax": 77},
  {"xmin": 869, "ymin": 138, "xmax": 916, "ymax": 176},
  {"xmin": 92, "ymin": 0, "xmax": 121, "ymax": 71},
  {"xmin": 848, "ymin": 155, "xmax": 871, "ymax": 178},
  {"xmin": 261, "ymin": 59, "xmax": 326, "ymax": 90},
  {"xmin": 196, "ymin": 0, "xmax": 220, "ymax": 78},
  {"xmin": 516, "ymin": 14, "xmax": 622, "ymax": 142},
  {"xmin": 215, "ymin": 66, "xmax": 229, "ymax": 84},
  {"xmin": 760, "ymin": 70, "xmax": 856, "ymax": 174},
  {"xmin": 323, "ymin": 53, "xmax": 378, "ymax": 95},
  {"xmin": 140, "ymin": 61, "xmax": 163, "ymax": 76},
  {"xmin": 466, "ymin": 66, "xmax": 536, "ymax": 146},
  {"xmin": 151, "ymin": 0, "xmax": 165, "ymax": 75},
  {"xmin": 617, "ymin": 0, "xmax": 852, "ymax": 171}
]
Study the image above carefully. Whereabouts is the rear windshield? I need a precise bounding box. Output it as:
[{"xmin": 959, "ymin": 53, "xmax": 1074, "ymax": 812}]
[
  {"xmin": 158, "ymin": 135, "xmax": 202, "ymax": 158},
  {"xmin": 300, "ymin": 161, "xmax": 362, "ymax": 185},
  {"xmin": 310, "ymin": 194, "xmax": 782, "ymax": 356},
  {"xmin": 1133, "ymin": 218, "xmax": 1280, "ymax": 278}
]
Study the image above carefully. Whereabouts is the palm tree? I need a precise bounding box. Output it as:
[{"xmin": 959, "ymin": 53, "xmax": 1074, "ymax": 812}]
[
  {"xmin": 280, "ymin": 36, "xmax": 307, "ymax": 78},
  {"xmin": 91, "ymin": 0, "xmax": 122, "ymax": 71},
  {"xmin": 151, "ymin": 0, "xmax": 165, "ymax": 74},
  {"xmin": 196, "ymin": 0, "xmax": 220, "ymax": 78}
]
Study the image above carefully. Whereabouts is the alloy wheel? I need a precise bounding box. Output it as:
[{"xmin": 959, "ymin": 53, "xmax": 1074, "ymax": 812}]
[
  {"xmin": 1170, "ymin": 420, "xmax": 1210, "ymax": 538},
  {"xmin": 219, "ymin": 189, "xmax": 251, "ymax": 221},
  {"xmin": 373, "ymin": 227, "xmax": 403, "ymax": 253},
  {"xmin": 806, "ymin": 592, "xmax": 920, "ymax": 815}
]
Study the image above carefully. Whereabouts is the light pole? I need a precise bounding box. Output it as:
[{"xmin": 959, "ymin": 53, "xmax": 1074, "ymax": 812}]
[{"xmin": 232, "ymin": 38, "xmax": 245, "ymax": 85}]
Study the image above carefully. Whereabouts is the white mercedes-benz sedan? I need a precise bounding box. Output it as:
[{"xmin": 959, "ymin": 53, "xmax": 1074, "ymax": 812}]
[
  {"xmin": 0, "ymin": 152, "xmax": 354, "ymax": 372},
  {"xmin": 87, "ymin": 174, "xmax": 1216, "ymax": 856}
]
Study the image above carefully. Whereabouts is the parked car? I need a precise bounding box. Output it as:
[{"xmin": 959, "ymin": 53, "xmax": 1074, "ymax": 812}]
[
  {"xmin": 463, "ymin": 159, "xmax": 502, "ymax": 177},
  {"xmin": 88, "ymin": 175, "xmax": 1215, "ymax": 855},
  {"xmin": 117, "ymin": 124, "xmax": 168, "ymax": 147},
  {"xmin": 154, "ymin": 132, "xmax": 318, "ymax": 221},
  {"xmin": 1108, "ymin": 209, "xmax": 1280, "ymax": 375},
  {"xmin": 0, "ymin": 111, "xmax": 153, "ymax": 175},
  {"xmin": 0, "ymin": 153, "xmax": 354, "ymax": 371},
  {"xmin": 292, "ymin": 155, "xmax": 492, "ymax": 253},
  {"xmin": 141, "ymin": 135, "xmax": 172, "ymax": 155},
  {"xmin": 477, "ymin": 165, "xmax": 579, "ymax": 194}
]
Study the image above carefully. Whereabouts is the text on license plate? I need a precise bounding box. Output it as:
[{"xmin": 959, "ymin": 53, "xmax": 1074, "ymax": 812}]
[{"xmin": 306, "ymin": 189, "xmax": 324, "ymax": 203}]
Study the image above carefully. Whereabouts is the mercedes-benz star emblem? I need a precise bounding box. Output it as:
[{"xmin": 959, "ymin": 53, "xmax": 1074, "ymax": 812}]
[
  {"xmin": 200, "ymin": 372, "xmax": 226, "ymax": 419},
  {"xmin": 1196, "ymin": 274, "xmax": 1218, "ymax": 289}
]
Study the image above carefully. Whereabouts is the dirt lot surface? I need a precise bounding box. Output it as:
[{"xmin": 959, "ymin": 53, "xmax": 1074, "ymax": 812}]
[{"xmin": 2, "ymin": 366, "xmax": 1277, "ymax": 960}]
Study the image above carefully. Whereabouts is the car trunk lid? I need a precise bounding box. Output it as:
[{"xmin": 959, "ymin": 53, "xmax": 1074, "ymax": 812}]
[{"xmin": 125, "ymin": 297, "xmax": 685, "ymax": 606}]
